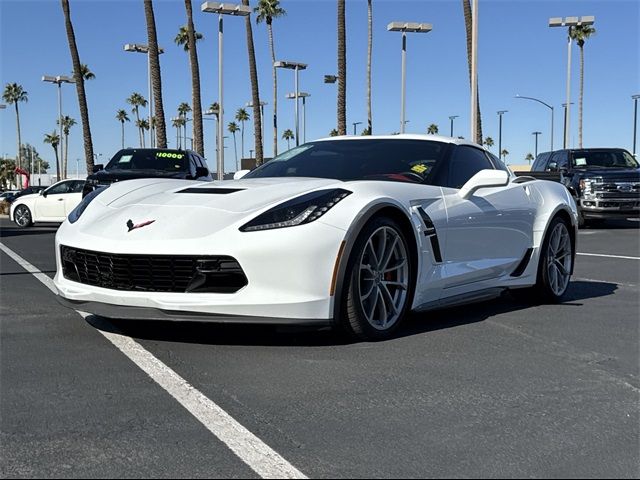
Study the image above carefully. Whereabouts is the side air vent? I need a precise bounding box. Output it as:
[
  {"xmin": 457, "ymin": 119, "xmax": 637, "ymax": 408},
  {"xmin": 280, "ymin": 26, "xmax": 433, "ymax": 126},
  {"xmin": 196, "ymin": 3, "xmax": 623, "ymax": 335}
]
[
  {"xmin": 416, "ymin": 207, "xmax": 443, "ymax": 263},
  {"xmin": 178, "ymin": 187, "xmax": 245, "ymax": 194},
  {"xmin": 510, "ymin": 248, "xmax": 534, "ymax": 277}
]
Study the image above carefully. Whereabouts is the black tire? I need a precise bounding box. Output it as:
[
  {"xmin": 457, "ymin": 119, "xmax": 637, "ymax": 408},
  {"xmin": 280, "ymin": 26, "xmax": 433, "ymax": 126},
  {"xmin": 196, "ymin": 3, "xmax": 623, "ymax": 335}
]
[
  {"xmin": 532, "ymin": 216, "xmax": 573, "ymax": 303},
  {"xmin": 13, "ymin": 205, "xmax": 33, "ymax": 228},
  {"xmin": 341, "ymin": 216, "xmax": 415, "ymax": 341},
  {"xmin": 577, "ymin": 207, "xmax": 585, "ymax": 228}
]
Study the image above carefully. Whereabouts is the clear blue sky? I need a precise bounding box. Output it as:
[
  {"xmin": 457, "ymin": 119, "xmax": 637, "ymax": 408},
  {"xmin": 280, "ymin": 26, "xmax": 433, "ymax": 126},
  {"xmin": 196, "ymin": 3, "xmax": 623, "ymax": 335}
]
[{"xmin": 1, "ymin": 0, "xmax": 638, "ymax": 174}]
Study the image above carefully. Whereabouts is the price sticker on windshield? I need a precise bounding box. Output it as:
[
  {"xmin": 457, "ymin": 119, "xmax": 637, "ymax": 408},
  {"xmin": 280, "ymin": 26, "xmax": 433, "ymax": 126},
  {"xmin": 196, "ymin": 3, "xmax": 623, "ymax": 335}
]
[
  {"xmin": 156, "ymin": 152, "xmax": 185, "ymax": 159},
  {"xmin": 411, "ymin": 164, "xmax": 429, "ymax": 174}
]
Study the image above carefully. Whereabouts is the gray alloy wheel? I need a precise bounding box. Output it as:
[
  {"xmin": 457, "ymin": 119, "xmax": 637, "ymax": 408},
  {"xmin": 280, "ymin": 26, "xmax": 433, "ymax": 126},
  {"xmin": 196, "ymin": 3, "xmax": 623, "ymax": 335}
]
[
  {"xmin": 544, "ymin": 220, "xmax": 572, "ymax": 297},
  {"xmin": 344, "ymin": 217, "xmax": 414, "ymax": 341},
  {"xmin": 14, "ymin": 205, "xmax": 33, "ymax": 228}
]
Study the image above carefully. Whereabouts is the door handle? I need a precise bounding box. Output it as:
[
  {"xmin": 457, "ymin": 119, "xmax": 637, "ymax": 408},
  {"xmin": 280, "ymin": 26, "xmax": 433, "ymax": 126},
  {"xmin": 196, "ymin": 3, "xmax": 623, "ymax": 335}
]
[{"xmin": 57, "ymin": 198, "xmax": 64, "ymax": 201}]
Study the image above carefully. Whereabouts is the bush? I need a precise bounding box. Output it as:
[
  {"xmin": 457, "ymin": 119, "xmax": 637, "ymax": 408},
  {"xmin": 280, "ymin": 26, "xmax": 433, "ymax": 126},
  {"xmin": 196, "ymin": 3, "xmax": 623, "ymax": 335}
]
[{"xmin": 0, "ymin": 200, "xmax": 10, "ymax": 215}]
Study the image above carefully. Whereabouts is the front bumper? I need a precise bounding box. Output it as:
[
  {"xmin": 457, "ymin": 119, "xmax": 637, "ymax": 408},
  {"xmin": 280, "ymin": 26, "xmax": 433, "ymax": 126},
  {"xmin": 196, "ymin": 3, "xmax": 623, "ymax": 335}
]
[{"xmin": 580, "ymin": 198, "xmax": 640, "ymax": 218}]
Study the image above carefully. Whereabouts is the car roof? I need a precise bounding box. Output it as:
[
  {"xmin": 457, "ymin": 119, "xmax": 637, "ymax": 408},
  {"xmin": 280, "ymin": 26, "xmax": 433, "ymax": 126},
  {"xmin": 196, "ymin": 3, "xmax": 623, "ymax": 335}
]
[{"xmin": 314, "ymin": 133, "xmax": 487, "ymax": 148}]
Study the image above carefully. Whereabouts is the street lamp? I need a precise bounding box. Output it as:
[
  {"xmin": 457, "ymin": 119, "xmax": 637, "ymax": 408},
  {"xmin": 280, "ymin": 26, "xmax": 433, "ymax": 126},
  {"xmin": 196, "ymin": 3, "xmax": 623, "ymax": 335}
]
[
  {"xmin": 246, "ymin": 100, "xmax": 267, "ymax": 149},
  {"xmin": 561, "ymin": 102, "xmax": 574, "ymax": 148},
  {"xmin": 549, "ymin": 15, "xmax": 595, "ymax": 149},
  {"xmin": 285, "ymin": 93, "xmax": 310, "ymax": 143},
  {"xmin": 387, "ymin": 22, "xmax": 432, "ymax": 134},
  {"xmin": 275, "ymin": 60, "xmax": 307, "ymax": 147},
  {"xmin": 497, "ymin": 110, "xmax": 507, "ymax": 159},
  {"xmin": 352, "ymin": 121, "xmax": 363, "ymax": 136},
  {"xmin": 42, "ymin": 75, "xmax": 75, "ymax": 180},
  {"xmin": 532, "ymin": 131, "xmax": 542, "ymax": 158},
  {"xmin": 449, "ymin": 115, "xmax": 459, "ymax": 137},
  {"xmin": 123, "ymin": 43, "xmax": 165, "ymax": 149},
  {"xmin": 202, "ymin": 1, "xmax": 252, "ymax": 180},
  {"xmin": 515, "ymin": 94, "xmax": 554, "ymax": 151},
  {"xmin": 632, "ymin": 94, "xmax": 640, "ymax": 156}
]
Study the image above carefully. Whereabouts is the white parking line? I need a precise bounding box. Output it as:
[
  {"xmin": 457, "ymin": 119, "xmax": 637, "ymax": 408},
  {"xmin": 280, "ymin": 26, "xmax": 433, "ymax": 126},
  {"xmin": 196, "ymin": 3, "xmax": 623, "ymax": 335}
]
[
  {"xmin": 0, "ymin": 242, "xmax": 307, "ymax": 480},
  {"xmin": 577, "ymin": 252, "xmax": 640, "ymax": 261}
]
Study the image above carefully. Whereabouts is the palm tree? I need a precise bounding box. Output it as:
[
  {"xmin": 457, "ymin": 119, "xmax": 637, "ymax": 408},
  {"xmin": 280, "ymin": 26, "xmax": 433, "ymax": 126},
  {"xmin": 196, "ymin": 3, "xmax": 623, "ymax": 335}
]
[
  {"xmin": 483, "ymin": 136, "xmax": 494, "ymax": 151},
  {"xmin": 177, "ymin": 102, "xmax": 191, "ymax": 148},
  {"xmin": 228, "ymin": 122, "xmax": 240, "ymax": 170},
  {"xmin": 2, "ymin": 83, "xmax": 27, "ymax": 186},
  {"xmin": 235, "ymin": 108, "xmax": 250, "ymax": 159},
  {"xmin": 330, "ymin": 129, "xmax": 339, "ymax": 137},
  {"xmin": 427, "ymin": 124, "xmax": 439, "ymax": 135},
  {"xmin": 501, "ymin": 149, "xmax": 509, "ymax": 162},
  {"xmin": 242, "ymin": 0, "xmax": 263, "ymax": 166},
  {"xmin": 127, "ymin": 92, "xmax": 148, "ymax": 147},
  {"xmin": 337, "ymin": 0, "xmax": 347, "ymax": 135},
  {"xmin": 525, "ymin": 153, "xmax": 534, "ymax": 165},
  {"xmin": 175, "ymin": 3, "xmax": 205, "ymax": 156},
  {"xmin": 282, "ymin": 129, "xmax": 294, "ymax": 150},
  {"xmin": 462, "ymin": 0, "xmax": 483, "ymax": 143},
  {"xmin": 61, "ymin": 0, "xmax": 95, "ymax": 173},
  {"xmin": 116, "ymin": 109, "xmax": 130, "ymax": 149},
  {"xmin": 172, "ymin": 117, "xmax": 185, "ymax": 148},
  {"xmin": 255, "ymin": 0, "xmax": 286, "ymax": 158},
  {"xmin": 366, "ymin": 0, "xmax": 373, "ymax": 135},
  {"xmin": 137, "ymin": 119, "xmax": 150, "ymax": 147},
  {"xmin": 44, "ymin": 131, "xmax": 61, "ymax": 180},
  {"xmin": 569, "ymin": 24, "xmax": 596, "ymax": 148},
  {"xmin": 59, "ymin": 116, "xmax": 77, "ymax": 178},
  {"xmin": 79, "ymin": 64, "xmax": 95, "ymax": 81},
  {"xmin": 143, "ymin": 0, "xmax": 167, "ymax": 148}
]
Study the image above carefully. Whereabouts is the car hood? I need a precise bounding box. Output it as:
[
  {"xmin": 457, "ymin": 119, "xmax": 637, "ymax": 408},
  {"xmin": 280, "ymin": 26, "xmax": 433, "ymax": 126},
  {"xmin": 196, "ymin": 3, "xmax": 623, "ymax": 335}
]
[{"xmin": 89, "ymin": 169, "xmax": 190, "ymax": 182}]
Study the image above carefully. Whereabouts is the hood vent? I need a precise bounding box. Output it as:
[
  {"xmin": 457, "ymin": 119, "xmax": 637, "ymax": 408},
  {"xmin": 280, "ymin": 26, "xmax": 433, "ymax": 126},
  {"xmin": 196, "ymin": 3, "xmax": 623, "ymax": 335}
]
[{"xmin": 178, "ymin": 187, "xmax": 245, "ymax": 194}]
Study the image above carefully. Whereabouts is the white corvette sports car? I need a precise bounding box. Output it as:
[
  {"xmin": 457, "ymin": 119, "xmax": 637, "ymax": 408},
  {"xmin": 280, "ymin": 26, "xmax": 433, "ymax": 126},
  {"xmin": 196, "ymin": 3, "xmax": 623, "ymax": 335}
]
[{"xmin": 54, "ymin": 135, "xmax": 578, "ymax": 340}]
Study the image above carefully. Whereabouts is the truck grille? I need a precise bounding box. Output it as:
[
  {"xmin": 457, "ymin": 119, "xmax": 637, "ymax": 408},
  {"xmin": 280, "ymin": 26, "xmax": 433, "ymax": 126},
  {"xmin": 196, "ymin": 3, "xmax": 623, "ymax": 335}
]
[
  {"xmin": 593, "ymin": 180, "xmax": 640, "ymax": 199},
  {"xmin": 60, "ymin": 246, "xmax": 247, "ymax": 293}
]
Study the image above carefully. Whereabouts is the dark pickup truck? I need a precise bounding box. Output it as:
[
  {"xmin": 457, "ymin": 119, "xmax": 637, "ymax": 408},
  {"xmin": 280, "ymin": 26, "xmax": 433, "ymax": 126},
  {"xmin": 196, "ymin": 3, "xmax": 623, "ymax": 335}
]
[
  {"xmin": 517, "ymin": 148, "xmax": 640, "ymax": 226},
  {"xmin": 83, "ymin": 148, "xmax": 213, "ymax": 197}
]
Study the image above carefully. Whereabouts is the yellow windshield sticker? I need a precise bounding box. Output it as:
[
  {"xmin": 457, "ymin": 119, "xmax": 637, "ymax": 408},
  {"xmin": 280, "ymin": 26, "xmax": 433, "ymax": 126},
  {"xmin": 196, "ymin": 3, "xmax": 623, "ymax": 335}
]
[
  {"xmin": 411, "ymin": 164, "xmax": 429, "ymax": 174},
  {"xmin": 156, "ymin": 152, "xmax": 184, "ymax": 159}
]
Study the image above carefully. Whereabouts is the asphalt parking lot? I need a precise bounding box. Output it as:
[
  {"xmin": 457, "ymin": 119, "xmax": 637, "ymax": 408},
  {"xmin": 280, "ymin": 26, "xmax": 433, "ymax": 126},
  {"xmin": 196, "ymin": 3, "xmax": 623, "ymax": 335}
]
[{"xmin": 1, "ymin": 216, "xmax": 638, "ymax": 478}]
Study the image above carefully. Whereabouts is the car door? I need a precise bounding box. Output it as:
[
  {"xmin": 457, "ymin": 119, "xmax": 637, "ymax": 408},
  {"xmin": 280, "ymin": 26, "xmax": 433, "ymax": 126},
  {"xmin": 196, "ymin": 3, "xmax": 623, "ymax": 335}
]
[
  {"xmin": 35, "ymin": 181, "xmax": 73, "ymax": 221},
  {"xmin": 438, "ymin": 146, "xmax": 535, "ymax": 293},
  {"xmin": 64, "ymin": 181, "xmax": 85, "ymax": 215}
]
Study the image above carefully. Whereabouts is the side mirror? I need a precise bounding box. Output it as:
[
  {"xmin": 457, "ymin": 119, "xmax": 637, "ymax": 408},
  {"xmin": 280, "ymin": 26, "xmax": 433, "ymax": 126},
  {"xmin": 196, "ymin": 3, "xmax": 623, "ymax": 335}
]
[
  {"xmin": 459, "ymin": 169, "xmax": 509, "ymax": 199},
  {"xmin": 92, "ymin": 164, "xmax": 104, "ymax": 174},
  {"xmin": 41, "ymin": 190, "xmax": 48, "ymax": 198},
  {"xmin": 195, "ymin": 166, "xmax": 209, "ymax": 178},
  {"xmin": 233, "ymin": 170, "xmax": 251, "ymax": 180}
]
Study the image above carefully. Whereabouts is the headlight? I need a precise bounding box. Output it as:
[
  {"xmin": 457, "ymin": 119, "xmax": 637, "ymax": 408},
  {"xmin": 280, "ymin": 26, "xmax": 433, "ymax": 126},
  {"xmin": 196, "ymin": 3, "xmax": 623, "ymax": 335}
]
[
  {"xmin": 68, "ymin": 186, "xmax": 107, "ymax": 224},
  {"xmin": 240, "ymin": 188, "xmax": 352, "ymax": 232},
  {"xmin": 579, "ymin": 178, "xmax": 595, "ymax": 197}
]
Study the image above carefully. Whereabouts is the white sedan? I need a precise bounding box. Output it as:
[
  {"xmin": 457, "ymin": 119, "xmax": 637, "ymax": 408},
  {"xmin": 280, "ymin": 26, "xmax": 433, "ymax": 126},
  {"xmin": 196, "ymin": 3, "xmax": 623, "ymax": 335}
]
[
  {"xmin": 11, "ymin": 179, "xmax": 85, "ymax": 228},
  {"xmin": 54, "ymin": 135, "xmax": 578, "ymax": 340}
]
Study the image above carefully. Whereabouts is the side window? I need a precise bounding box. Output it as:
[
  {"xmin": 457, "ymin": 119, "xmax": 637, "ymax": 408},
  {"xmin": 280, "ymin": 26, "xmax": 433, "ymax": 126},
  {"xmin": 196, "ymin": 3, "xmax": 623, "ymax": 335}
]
[
  {"xmin": 70, "ymin": 181, "xmax": 85, "ymax": 193},
  {"xmin": 532, "ymin": 153, "xmax": 549, "ymax": 171},
  {"xmin": 46, "ymin": 181, "xmax": 72, "ymax": 195},
  {"xmin": 188, "ymin": 154, "xmax": 198, "ymax": 176},
  {"xmin": 446, "ymin": 146, "xmax": 494, "ymax": 189},
  {"xmin": 486, "ymin": 151, "xmax": 509, "ymax": 173},
  {"xmin": 556, "ymin": 151, "xmax": 569, "ymax": 170},
  {"xmin": 547, "ymin": 152, "xmax": 569, "ymax": 171}
]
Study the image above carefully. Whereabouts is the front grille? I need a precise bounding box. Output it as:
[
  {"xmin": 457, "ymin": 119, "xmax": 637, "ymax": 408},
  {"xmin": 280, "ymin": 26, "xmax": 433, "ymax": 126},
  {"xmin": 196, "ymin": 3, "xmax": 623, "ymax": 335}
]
[{"xmin": 61, "ymin": 246, "xmax": 247, "ymax": 293}]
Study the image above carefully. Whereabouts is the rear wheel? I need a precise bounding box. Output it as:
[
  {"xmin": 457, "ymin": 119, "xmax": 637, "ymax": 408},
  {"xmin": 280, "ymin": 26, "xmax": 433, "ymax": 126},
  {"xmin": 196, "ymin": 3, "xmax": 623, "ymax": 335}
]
[
  {"xmin": 342, "ymin": 217, "xmax": 414, "ymax": 341},
  {"xmin": 14, "ymin": 205, "xmax": 33, "ymax": 228},
  {"xmin": 535, "ymin": 216, "xmax": 573, "ymax": 302}
]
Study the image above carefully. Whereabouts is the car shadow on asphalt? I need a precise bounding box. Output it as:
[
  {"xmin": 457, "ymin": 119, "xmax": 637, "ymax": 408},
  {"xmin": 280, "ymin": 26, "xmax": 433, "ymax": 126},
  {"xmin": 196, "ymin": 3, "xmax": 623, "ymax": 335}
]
[
  {"xmin": 583, "ymin": 218, "xmax": 639, "ymax": 230},
  {"xmin": 0, "ymin": 224, "xmax": 59, "ymax": 238},
  {"xmin": 85, "ymin": 280, "xmax": 618, "ymax": 347}
]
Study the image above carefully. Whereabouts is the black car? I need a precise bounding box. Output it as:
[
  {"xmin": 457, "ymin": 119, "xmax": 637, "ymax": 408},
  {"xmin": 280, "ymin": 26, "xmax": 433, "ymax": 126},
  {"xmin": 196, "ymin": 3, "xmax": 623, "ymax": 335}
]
[
  {"xmin": 7, "ymin": 185, "xmax": 47, "ymax": 203},
  {"xmin": 83, "ymin": 148, "xmax": 213, "ymax": 197},
  {"xmin": 523, "ymin": 148, "xmax": 639, "ymax": 226}
]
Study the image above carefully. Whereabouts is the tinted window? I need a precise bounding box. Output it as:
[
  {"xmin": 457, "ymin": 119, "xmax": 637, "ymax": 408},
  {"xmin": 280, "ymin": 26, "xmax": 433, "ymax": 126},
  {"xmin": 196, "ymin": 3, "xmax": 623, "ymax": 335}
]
[
  {"xmin": 105, "ymin": 149, "xmax": 189, "ymax": 172},
  {"xmin": 443, "ymin": 146, "xmax": 494, "ymax": 189},
  {"xmin": 532, "ymin": 152, "xmax": 550, "ymax": 171},
  {"xmin": 571, "ymin": 149, "xmax": 639, "ymax": 169},
  {"xmin": 244, "ymin": 140, "xmax": 450, "ymax": 184},
  {"xmin": 547, "ymin": 151, "xmax": 569, "ymax": 171},
  {"xmin": 46, "ymin": 181, "xmax": 74, "ymax": 195},
  {"xmin": 486, "ymin": 151, "xmax": 509, "ymax": 173},
  {"xmin": 70, "ymin": 181, "xmax": 85, "ymax": 193}
]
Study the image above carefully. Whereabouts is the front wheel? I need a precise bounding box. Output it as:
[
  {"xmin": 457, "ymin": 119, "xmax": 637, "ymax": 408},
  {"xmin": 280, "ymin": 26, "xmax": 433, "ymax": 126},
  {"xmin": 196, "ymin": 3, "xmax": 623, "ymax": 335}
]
[
  {"xmin": 535, "ymin": 216, "xmax": 573, "ymax": 302},
  {"xmin": 342, "ymin": 217, "xmax": 414, "ymax": 341},
  {"xmin": 14, "ymin": 205, "xmax": 33, "ymax": 228}
]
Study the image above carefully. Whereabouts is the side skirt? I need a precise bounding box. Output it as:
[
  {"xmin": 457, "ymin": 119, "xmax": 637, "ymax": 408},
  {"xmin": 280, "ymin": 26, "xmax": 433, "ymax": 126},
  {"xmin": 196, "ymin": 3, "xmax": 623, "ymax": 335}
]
[{"xmin": 413, "ymin": 287, "xmax": 506, "ymax": 313}]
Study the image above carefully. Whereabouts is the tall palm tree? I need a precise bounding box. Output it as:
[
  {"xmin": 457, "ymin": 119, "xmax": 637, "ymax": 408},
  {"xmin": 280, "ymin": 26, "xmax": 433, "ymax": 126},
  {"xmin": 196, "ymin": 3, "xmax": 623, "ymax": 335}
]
[
  {"xmin": 501, "ymin": 149, "xmax": 509, "ymax": 162},
  {"xmin": 242, "ymin": 0, "xmax": 263, "ymax": 166},
  {"xmin": 228, "ymin": 122, "xmax": 240, "ymax": 171},
  {"xmin": 79, "ymin": 64, "xmax": 95, "ymax": 81},
  {"xmin": 483, "ymin": 136, "xmax": 494, "ymax": 151},
  {"xmin": 282, "ymin": 129, "xmax": 294, "ymax": 150},
  {"xmin": 143, "ymin": 0, "xmax": 167, "ymax": 148},
  {"xmin": 175, "ymin": 2, "xmax": 205, "ymax": 156},
  {"xmin": 174, "ymin": 25, "xmax": 204, "ymax": 51},
  {"xmin": 127, "ymin": 92, "xmax": 148, "ymax": 147},
  {"xmin": 137, "ymin": 119, "xmax": 150, "ymax": 147},
  {"xmin": 255, "ymin": 0, "xmax": 286, "ymax": 158},
  {"xmin": 60, "ymin": 116, "xmax": 76, "ymax": 178},
  {"xmin": 2, "ymin": 83, "xmax": 27, "ymax": 186},
  {"xmin": 44, "ymin": 131, "xmax": 61, "ymax": 181},
  {"xmin": 61, "ymin": 0, "xmax": 95, "ymax": 173},
  {"xmin": 525, "ymin": 153, "xmax": 534, "ymax": 164},
  {"xmin": 235, "ymin": 108, "xmax": 250, "ymax": 159},
  {"xmin": 329, "ymin": 129, "xmax": 339, "ymax": 137},
  {"xmin": 462, "ymin": 0, "xmax": 483, "ymax": 144},
  {"xmin": 337, "ymin": 0, "xmax": 347, "ymax": 136},
  {"xmin": 427, "ymin": 124, "xmax": 439, "ymax": 135},
  {"xmin": 366, "ymin": 0, "xmax": 373, "ymax": 135},
  {"xmin": 172, "ymin": 117, "xmax": 185, "ymax": 149},
  {"xmin": 177, "ymin": 102, "xmax": 191, "ymax": 148},
  {"xmin": 116, "ymin": 109, "xmax": 130, "ymax": 149},
  {"xmin": 569, "ymin": 24, "xmax": 596, "ymax": 148}
]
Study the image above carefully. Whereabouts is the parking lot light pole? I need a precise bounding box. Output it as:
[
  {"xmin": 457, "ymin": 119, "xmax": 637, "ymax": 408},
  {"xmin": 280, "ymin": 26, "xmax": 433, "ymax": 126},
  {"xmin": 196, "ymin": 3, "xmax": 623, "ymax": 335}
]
[
  {"xmin": 515, "ymin": 95, "xmax": 554, "ymax": 151},
  {"xmin": 549, "ymin": 16, "xmax": 595, "ymax": 150},
  {"xmin": 497, "ymin": 110, "xmax": 507, "ymax": 160},
  {"xmin": 387, "ymin": 22, "xmax": 432, "ymax": 134},
  {"xmin": 201, "ymin": 2, "xmax": 251, "ymax": 180},
  {"xmin": 124, "ymin": 43, "xmax": 165, "ymax": 148},
  {"xmin": 532, "ymin": 131, "xmax": 542, "ymax": 158},
  {"xmin": 352, "ymin": 121, "xmax": 363, "ymax": 136},
  {"xmin": 42, "ymin": 75, "xmax": 75, "ymax": 179},
  {"xmin": 204, "ymin": 106, "xmax": 220, "ymax": 164},
  {"xmin": 449, "ymin": 115, "xmax": 459, "ymax": 137},
  {"xmin": 246, "ymin": 100, "xmax": 267, "ymax": 151},
  {"xmin": 285, "ymin": 93, "xmax": 310, "ymax": 143},
  {"xmin": 632, "ymin": 94, "xmax": 640, "ymax": 156},
  {"xmin": 275, "ymin": 61, "xmax": 307, "ymax": 147}
]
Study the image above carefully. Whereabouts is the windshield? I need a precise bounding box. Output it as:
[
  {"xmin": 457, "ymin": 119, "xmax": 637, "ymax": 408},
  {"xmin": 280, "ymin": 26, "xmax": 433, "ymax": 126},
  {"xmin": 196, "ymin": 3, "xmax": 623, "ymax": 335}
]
[
  {"xmin": 244, "ymin": 139, "xmax": 450, "ymax": 183},
  {"xmin": 572, "ymin": 150, "xmax": 639, "ymax": 169},
  {"xmin": 105, "ymin": 149, "xmax": 189, "ymax": 172}
]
